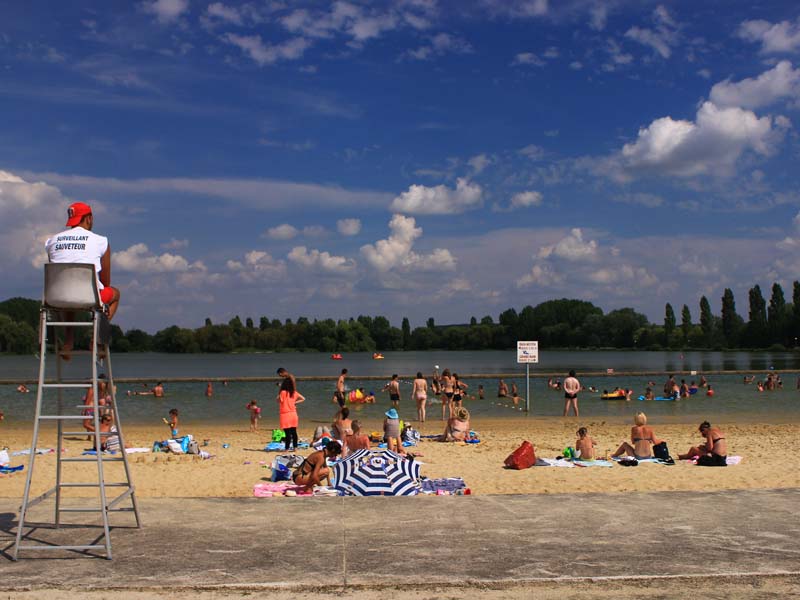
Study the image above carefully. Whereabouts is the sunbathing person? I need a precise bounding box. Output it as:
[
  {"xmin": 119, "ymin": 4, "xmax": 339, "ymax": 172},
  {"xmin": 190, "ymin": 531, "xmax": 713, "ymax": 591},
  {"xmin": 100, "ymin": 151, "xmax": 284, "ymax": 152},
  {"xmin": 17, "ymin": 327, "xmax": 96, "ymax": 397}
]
[
  {"xmin": 678, "ymin": 421, "xmax": 727, "ymax": 466},
  {"xmin": 611, "ymin": 412, "xmax": 663, "ymax": 459},
  {"xmin": 292, "ymin": 441, "xmax": 342, "ymax": 491},
  {"xmin": 438, "ymin": 407, "xmax": 470, "ymax": 442},
  {"xmin": 345, "ymin": 419, "xmax": 371, "ymax": 455},
  {"xmin": 332, "ymin": 407, "xmax": 353, "ymax": 441},
  {"xmin": 574, "ymin": 427, "xmax": 597, "ymax": 460}
]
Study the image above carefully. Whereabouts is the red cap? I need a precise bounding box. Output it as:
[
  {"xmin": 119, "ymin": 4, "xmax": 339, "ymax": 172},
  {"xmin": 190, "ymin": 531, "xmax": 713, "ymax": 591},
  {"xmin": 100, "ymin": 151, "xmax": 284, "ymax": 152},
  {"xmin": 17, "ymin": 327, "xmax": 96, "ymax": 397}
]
[{"xmin": 66, "ymin": 202, "xmax": 92, "ymax": 227}]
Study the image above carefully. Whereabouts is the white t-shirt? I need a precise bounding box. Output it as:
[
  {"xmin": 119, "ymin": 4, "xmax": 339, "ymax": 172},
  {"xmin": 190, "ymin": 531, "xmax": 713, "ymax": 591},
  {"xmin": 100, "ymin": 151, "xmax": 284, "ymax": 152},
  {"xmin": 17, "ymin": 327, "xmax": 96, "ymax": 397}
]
[{"xmin": 45, "ymin": 226, "xmax": 109, "ymax": 290}]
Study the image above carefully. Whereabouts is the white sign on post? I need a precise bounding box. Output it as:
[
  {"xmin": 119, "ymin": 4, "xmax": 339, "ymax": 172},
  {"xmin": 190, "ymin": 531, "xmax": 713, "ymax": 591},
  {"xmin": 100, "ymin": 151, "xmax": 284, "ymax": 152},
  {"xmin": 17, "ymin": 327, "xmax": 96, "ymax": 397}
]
[{"xmin": 517, "ymin": 341, "xmax": 539, "ymax": 363}]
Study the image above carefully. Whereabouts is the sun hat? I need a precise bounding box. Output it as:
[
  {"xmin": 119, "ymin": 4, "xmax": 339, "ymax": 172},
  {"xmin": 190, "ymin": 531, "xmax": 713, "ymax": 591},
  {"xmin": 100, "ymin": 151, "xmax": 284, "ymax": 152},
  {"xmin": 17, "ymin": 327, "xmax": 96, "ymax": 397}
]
[
  {"xmin": 66, "ymin": 202, "xmax": 92, "ymax": 226},
  {"xmin": 385, "ymin": 408, "xmax": 398, "ymax": 419},
  {"xmin": 455, "ymin": 407, "xmax": 470, "ymax": 421}
]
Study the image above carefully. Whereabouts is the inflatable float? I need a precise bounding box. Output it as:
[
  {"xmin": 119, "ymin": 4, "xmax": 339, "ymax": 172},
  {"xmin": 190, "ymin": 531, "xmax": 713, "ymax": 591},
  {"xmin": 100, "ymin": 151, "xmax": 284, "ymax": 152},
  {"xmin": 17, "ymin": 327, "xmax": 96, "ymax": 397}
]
[
  {"xmin": 348, "ymin": 389, "xmax": 366, "ymax": 403},
  {"xmin": 600, "ymin": 392, "xmax": 627, "ymax": 400},
  {"xmin": 331, "ymin": 354, "xmax": 343, "ymax": 360},
  {"xmin": 638, "ymin": 395, "xmax": 678, "ymax": 401},
  {"xmin": 372, "ymin": 353, "xmax": 385, "ymax": 360}
]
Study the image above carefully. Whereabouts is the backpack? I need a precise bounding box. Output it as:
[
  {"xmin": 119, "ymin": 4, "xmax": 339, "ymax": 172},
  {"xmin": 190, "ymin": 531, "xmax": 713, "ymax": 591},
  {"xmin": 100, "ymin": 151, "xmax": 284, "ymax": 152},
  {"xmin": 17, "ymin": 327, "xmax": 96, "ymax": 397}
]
[
  {"xmin": 504, "ymin": 440, "xmax": 536, "ymax": 470},
  {"xmin": 653, "ymin": 441, "xmax": 672, "ymax": 461},
  {"xmin": 272, "ymin": 429, "xmax": 286, "ymax": 442}
]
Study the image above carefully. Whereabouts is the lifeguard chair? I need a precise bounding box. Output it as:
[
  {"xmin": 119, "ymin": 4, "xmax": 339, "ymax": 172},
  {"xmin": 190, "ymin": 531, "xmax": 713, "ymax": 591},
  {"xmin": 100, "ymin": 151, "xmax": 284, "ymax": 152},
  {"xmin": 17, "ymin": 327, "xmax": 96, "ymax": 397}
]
[{"xmin": 12, "ymin": 263, "xmax": 141, "ymax": 560}]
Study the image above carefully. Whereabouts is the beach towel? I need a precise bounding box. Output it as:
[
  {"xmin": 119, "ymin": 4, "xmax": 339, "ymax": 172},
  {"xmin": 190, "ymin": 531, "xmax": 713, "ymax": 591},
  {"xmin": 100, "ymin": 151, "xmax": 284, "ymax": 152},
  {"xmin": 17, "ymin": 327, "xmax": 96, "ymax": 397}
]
[
  {"xmin": 573, "ymin": 460, "xmax": 614, "ymax": 467},
  {"xmin": 124, "ymin": 447, "xmax": 152, "ymax": 454},
  {"xmin": 420, "ymin": 477, "xmax": 466, "ymax": 494},
  {"xmin": 11, "ymin": 448, "xmax": 55, "ymax": 456},
  {"xmin": 534, "ymin": 458, "xmax": 575, "ymax": 468},
  {"xmin": 253, "ymin": 481, "xmax": 315, "ymax": 497},
  {"xmin": 265, "ymin": 441, "xmax": 310, "ymax": 452},
  {"xmin": 0, "ymin": 465, "xmax": 24, "ymax": 474}
]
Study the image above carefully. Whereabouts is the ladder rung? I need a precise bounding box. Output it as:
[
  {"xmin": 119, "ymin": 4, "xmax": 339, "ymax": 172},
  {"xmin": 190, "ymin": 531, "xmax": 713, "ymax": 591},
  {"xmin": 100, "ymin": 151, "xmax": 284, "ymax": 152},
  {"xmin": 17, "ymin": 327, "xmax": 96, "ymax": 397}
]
[
  {"xmin": 61, "ymin": 457, "xmax": 124, "ymax": 462},
  {"xmin": 15, "ymin": 544, "xmax": 106, "ymax": 551},
  {"xmin": 58, "ymin": 350, "xmax": 108, "ymax": 357},
  {"xmin": 41, "ymin": 383, "xmax": 92, "ymax": 389},
  {"xmin": 59, "ymin": 483, "xmax": 130, "ymax": 488},
  {"xmin": 39, "ymin": 415, "xmax": 91, "ymax": 420},
  {"xmin": 46, "ymin": 321, "xmax": 96, "ymax": 327},
  {"xmin": 62, "ymin": 431, "xmax": 114, "ymax": 436}
]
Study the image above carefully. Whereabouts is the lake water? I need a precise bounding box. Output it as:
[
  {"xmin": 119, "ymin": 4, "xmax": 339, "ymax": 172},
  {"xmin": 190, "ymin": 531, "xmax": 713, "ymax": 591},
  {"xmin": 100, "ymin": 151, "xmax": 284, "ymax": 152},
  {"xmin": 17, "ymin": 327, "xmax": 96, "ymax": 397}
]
[{"xmin": 1, "ymin": 350, "xmax": 799, "ymax": 425}]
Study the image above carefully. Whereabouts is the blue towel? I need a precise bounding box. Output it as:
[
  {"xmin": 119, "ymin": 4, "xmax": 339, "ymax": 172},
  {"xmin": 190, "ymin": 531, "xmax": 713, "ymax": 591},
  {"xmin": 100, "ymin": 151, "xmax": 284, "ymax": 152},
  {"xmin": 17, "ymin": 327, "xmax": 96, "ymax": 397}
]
[{"xmin": 1, "ymin": 465, "xmax": 25, "ymax": 473}]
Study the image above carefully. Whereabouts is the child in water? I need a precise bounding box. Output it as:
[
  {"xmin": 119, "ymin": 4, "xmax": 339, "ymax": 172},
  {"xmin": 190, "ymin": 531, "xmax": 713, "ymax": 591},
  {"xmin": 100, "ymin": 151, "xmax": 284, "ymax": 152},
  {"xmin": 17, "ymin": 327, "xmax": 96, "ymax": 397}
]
[
  {"xmin": 246, "ymin": 400, "xmax": 261, "ymax": 431},
  {"xmin": 163, "ymin": 409, "xmax": 179, "ymax": 438},
  {"xmin": 575, "ymin": 427, "xmax": 597, "ymax": 460}
]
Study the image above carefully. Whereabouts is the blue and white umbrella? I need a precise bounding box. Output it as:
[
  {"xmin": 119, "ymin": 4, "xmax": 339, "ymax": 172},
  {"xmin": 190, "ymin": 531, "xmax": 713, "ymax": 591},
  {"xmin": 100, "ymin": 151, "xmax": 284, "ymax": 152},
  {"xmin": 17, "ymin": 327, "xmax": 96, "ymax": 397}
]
[{"xmin": 333, "ymin": 449, "xmax": 421, "ymax": 496}]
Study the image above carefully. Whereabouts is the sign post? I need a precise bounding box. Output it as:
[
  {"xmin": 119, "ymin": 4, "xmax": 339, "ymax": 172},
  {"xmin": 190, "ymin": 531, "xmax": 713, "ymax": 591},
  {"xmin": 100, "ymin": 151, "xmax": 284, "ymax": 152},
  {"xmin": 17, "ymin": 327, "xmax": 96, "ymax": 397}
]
[{"xmin": 516, "ymin": 341, "xmax": 539, "ymax": 413}]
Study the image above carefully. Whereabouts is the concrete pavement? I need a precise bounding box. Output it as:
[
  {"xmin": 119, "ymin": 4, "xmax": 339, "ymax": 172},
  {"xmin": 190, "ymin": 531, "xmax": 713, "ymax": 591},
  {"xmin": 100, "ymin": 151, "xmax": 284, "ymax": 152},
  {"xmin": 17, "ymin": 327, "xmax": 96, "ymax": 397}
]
[{"xmin": 1, "ymin": 489, "xmax": 799, "ymax": 593}]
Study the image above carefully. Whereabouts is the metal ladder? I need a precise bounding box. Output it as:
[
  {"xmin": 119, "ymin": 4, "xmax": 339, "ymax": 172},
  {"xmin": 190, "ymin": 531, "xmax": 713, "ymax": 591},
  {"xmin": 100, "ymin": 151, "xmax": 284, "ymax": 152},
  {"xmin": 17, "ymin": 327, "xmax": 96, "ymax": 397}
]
[{"xmin": 12, "ymin": 263, "xmax": 141, "ymax": 560}]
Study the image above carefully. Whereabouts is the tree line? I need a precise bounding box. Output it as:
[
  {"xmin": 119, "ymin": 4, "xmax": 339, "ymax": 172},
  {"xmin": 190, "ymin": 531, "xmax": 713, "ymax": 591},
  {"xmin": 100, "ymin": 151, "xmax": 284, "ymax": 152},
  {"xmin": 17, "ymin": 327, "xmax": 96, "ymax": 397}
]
[{"xmin": 1, "ymin": 282, "xmax": 799, "ymax": 354}]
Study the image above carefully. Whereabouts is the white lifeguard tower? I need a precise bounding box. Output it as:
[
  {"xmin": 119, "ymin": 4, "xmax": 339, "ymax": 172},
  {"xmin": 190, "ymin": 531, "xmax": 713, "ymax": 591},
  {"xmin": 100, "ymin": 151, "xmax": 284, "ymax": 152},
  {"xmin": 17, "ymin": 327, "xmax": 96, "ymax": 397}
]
[{"xmin": 12, "ymin": 263, "xmax": 141, "ymax": 560}]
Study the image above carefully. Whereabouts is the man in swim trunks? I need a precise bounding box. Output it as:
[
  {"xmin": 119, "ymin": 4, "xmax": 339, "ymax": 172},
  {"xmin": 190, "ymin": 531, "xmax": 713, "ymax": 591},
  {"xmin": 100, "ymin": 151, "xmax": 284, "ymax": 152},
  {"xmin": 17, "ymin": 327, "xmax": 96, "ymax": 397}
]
[
  {"xmin": 563, "ymin": 369, "xmax": 580, "ymax": 417},
  {"xmin": 383, "ymin": 373, "xmax": 401, "ymax": 409},
  {"xmin": 45, "ymin": 202, "xmax": 121, "ymax": 357},
  {"xmin": 292, "ymin": 440, "xmax": 342, "ymax": 491},
  {"xmin": 332, "ymin": 368, "xmax": 347, "ymax": 408}
]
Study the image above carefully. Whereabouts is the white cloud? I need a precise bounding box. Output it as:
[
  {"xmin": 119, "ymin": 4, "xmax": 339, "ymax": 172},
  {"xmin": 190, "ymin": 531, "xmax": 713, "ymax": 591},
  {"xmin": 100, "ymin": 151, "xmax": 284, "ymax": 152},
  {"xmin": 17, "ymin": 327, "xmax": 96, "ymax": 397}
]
[
  {"xmin": 265, "ymin": 224, "xmax": 299, "ymax": 240},
  {"xmin": 510, "ymin": 190, "xmax": 543, "ymax": 209},
  {"xmin": 222, "ymin": 33, "xmax": 310, "ymax": 66},
  {"xmin": 609, "ymin": 101, "xmax": 782, "ymax": 179},
  {"xmin": 143, "ymin": 0, "xmax": 189, "ymax": 23},
  {"xmin": 738, "ymin": 17, "xmax": 800, "ymax": 54},
  {"xmin": 603, "ymin": 39, "xmax": 633, "ymax": 71},
  {"xmin": 207, "ymin": 2, "xmax": 244, "ymax": 25},
  {"xmin": 516, "ymin": 263, "xmax": 563, "ymax": 287},
  {"xmin": 288, "ymin": 246, "xmax": 355, "ymax": 273},
  {"xmin": 162, "ymin": 238, "xmax": 189, "ymax": 250},
  {"xmin": 360, "ymin": 214, "xmax": 456, "ymax": 273},
  {"xmin": 405, "ymin": 32, "xmax": 473, "ymax": 60},
  {"xmin": 512, "ymin": 52, "xmax": 545, "ymax": 67},
  {"xmin": 697, "ymin": 68, "xmax": 711, "ymax": 79},
  {"xmin": 537, "ymin": 228, "xmax": 597, "ymax": 261},
  {"xmin": 467, "ymin": 154, "xmax": 491, "ymax": 174},
  {"xmin": 624, "ymin": 5, "xmax": 678, "ymax": 59},
  {"xmin": 337, "ymin": 218, "xmax": 362, "ymax": 236},
  {"xmin": 390, "ymin": 177, "xmax": 482, "ymax": 215},
  {"xmin": 116, "ymin": 243, "xmax": 194, "ymax": 273},
  {"xmin": 281, "ymin": 3, "xmax": 402, "ymax": 44},
  {"xmin": 226, "ymin": 250, "xmax": 286, "ymax": 283},
  {"xmin": 709, "ymin": 61, "xmax": 800, "ymax": 109},
  {"xmin": 519, "ymin": 144, "xmax": 545, "ymax": 159}
]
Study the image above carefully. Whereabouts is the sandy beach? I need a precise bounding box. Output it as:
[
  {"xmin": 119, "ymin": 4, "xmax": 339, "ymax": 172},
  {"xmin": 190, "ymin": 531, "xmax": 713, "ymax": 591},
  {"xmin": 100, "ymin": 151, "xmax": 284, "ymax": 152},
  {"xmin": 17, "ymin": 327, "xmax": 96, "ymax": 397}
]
[{"xmin": 2, "ymin": 416, "xmax": 798, "ymax": 498}]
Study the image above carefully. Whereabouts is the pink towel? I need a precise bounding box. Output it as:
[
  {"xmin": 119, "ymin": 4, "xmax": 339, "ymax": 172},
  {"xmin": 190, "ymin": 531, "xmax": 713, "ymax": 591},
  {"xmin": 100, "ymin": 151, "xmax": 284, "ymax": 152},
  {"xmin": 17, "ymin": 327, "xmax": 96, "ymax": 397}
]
[{"xmin": 253, "ymin": 482, "xmax": 313, "ymax": 497}]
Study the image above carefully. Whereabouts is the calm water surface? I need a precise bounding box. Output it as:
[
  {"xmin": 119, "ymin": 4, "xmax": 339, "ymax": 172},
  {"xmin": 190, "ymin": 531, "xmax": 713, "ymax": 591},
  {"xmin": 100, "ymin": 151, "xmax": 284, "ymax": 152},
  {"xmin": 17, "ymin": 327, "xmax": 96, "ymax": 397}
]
[{"xmin": 1, "ymin": 350, "xmax": 799, "ymax": 425}]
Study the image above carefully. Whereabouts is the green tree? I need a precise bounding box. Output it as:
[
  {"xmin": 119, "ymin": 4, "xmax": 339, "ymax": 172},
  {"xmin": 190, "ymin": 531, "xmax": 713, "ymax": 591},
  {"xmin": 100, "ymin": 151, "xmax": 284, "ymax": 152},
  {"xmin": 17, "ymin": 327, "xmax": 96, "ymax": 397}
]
[
  {"xmin": 0, "ymin": 314, "xmax": 37, "ymax": 354},
  {"xmin": 680, "ymin": 305, "xmax": 692, "ymax": 345},
  {"xmin": 699, "ymin": 296, "xmax": 713, "ymax": 345},
  {"xmin": 426, "ymin": 317, "xmax": 435, "ymax": 329},
  {"xmin": 747, "ymin": 285, "xmax": 768, "ymax": 348},
  {"xmin": 259, "ymin": 316, "xmax": 269, "ymax": 331},
  {"xmin": 664, "ymin": 303, "xmax": 676, "ymax": 347},
  {"xmin": 793, "ymin": 281, "xmax": 800, "ymax": 346},
  {"xmin": 721, "ymin": 288, "xmax": 740, "ymax": 347},
  {"xmin": 401, "ymin": 317, "xmax": 411, "ymax": 350},
  {"xmin": 0, "ymin": 297, "xmax": 40, "ymax": 330},
  {"xmin": 768, "ymin": 282, "xmax": 787, "ymax": 346}
]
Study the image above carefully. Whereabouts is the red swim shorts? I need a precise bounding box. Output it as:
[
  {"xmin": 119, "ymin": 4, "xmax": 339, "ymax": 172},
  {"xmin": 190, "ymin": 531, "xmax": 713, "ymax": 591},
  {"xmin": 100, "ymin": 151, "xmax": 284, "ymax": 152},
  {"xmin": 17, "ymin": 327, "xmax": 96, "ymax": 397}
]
[{"xmin": 100, "ymin": 287, "xmax": 115, "ymax": 304}]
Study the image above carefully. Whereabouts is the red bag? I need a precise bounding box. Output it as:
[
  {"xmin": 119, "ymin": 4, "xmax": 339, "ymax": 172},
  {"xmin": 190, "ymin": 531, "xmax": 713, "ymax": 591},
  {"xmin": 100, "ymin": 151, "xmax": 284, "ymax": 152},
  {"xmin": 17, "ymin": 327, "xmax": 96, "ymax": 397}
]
[{"xmin": 504, "ymin": 440, "xmax": 536, "ymax": 469}]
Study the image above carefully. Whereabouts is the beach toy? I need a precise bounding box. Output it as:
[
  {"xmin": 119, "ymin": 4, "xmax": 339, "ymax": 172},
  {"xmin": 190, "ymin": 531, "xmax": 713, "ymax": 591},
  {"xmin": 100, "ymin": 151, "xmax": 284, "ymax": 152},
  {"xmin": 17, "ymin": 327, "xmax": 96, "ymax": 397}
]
[{"xmin": 222, "ymin": 443, "xmax": 229, "ymax": 449}]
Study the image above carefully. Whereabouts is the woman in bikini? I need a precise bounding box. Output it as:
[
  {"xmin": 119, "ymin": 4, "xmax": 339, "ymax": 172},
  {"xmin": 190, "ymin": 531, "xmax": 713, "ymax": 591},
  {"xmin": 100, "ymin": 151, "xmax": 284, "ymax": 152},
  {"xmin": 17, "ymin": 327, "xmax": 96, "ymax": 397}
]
[
  {"xmin": 292, "ymin": 441, "xmax": 342, "ymax": 491},
  {"xmin": 440, "ymin": 369, "xmax": 454, "ymax": 421},
  {"xmin": 679, "ymin": 421, "xmax": 727, "ymax": 466},
  {"xmin": 451, "ymin": 373, "xmax": 468, "ymax": 410},
  {"xmin": 438, "ymin": 407, "xmax": 470, "ymax": 442},
  {"xmin": 411, "ymin": 372, "xmax": 428, "ymax": 423},
  {"xmin": 611, "ymin": 412, "xmax": 663, "ymax": 459}
]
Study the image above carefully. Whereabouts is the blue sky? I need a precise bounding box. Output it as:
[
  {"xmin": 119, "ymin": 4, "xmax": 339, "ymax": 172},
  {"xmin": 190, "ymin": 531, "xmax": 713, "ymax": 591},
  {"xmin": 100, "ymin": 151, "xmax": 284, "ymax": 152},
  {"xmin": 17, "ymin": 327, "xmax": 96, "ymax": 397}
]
[{"xmin": 2, "ymin": 0, "xmax": 800, "ymax": 332}]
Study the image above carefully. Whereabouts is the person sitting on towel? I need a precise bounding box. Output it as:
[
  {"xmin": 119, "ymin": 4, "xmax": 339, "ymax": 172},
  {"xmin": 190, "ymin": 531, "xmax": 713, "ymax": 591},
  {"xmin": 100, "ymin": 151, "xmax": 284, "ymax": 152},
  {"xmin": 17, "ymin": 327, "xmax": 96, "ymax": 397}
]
[
  {"xmin": 678, "ymin": 421, "xmax": 727, "ymax": 466},
  {"xmin": 292, "ymin": 441, "xmax": 342, "ymax": 491},
  {"xmin": 438, "ymin": 407, "xmax": 470, "ymax": 442}
]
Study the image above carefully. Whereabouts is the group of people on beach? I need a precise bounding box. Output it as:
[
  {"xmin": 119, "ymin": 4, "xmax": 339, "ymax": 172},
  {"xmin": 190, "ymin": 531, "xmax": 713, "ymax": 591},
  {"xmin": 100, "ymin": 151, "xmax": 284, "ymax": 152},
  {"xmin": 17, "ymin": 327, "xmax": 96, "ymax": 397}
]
[{"xmin": 573, "ymin": 413, "xmax": 729, "ymax": 467}]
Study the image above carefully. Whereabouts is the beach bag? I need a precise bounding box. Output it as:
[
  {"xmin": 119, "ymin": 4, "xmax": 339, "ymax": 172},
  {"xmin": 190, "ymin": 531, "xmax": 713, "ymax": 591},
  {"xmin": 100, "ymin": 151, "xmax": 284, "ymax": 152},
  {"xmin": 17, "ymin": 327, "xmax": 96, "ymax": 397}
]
[
  {"xmin": 402, "ymin": 426, "xmax": 420, "ymax": 444},
  {"xmin": 653, "ymin": 441, "xmax": 671, "ymax": 461},
  {"xmin": 272, "ymin": 429, "xmax": 286, "ymax": 442},
  {"xmin": 504, "ymin": 441, "xmax": 536, "ymax": 470},
  {"xmin": 187, "ymin": 440, "xmax": 200, "ymax": 455},
  {"xmin": 166, "ymin": 439, "xmax": 184, "ymax": 454},
  {"xmin": 276, "ymin": 454, "xmax": 304, "ymax": 469}
]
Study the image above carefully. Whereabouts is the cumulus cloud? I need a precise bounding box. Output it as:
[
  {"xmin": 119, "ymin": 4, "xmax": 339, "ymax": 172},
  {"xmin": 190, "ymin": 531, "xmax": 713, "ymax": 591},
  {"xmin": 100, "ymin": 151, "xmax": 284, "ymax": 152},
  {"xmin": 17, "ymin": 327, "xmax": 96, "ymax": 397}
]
[
  {"xmin": 390, "ymin": 177, "xmax": 482, "ymax": 215},
  {"xmin": 512, "ymin": 52, "xmax": 545, "ymax": 67},
  {"xmin": 222, "ymin": 33, "xmax": 310, "ymax": 66},
  {"xmin": 265, "ymin": 224, "xmax": 299, "ymax": 240},
  {"xmin": 605, "ymin": 101, "xmax": 784, "ymax": 180},
  {"xmin": 162, "ymin": 238, "xmax": 189, "ymax": 250},
  {"xmin": 404, "ymin": 32, "xmax": 473, "ymax": 60},
  {"xmin": 116, "ymin": 243, "xmax": 195, "ymax": 273},
  {"xmin": 624, "ymin": 5, "xmax": 678, "ymax": 59},
  {"xmin": 710, "ymin": 61, "xmax": 800, "ymax": 109},
  {"xmin": 143, "ymin": 0, "xmax": 189, "ymax": 23},
  {"xmin": 467, "ymin": 154, "xmax": 491, "ymax": 174},
  {"xmin": 337, "ymin": 218, "xmax": 362, "ymax": 236},
  {"xmin": 537, "ymin": 228, "xmax": 597, "ymax": 261},
  {"xmin": 281, "ymin": 3, "xmax": 400, "ymax": 44},
  {"xmin": 738, "ymin": 17, "xmax": 800, "ymax": 54},
  {"xmin": 226, "ymin": 250, "xmax": 287, "ymax": 282},
  {"xmin": 519, "ymin": 144, "xmax": 545, "ymax": 159},
  {"xmin": 360, "ymin": 214, "xmax": 456, "ymax": 273},
  {"xmin": 287, "ymin": 246, "xmax": 355, "ymax": 273},
  {"xmin": 510, "ymin": 191, "xmax": 543, "ymax": 209},
  {"xmin": 206, "ymin": 2, "xmax": 244, "ymax": 25}
]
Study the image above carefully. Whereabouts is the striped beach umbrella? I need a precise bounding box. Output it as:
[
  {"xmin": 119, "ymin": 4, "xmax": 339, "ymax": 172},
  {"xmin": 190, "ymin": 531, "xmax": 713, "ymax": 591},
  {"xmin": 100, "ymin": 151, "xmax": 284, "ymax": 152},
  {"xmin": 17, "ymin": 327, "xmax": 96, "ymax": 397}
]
[{"xmin": 333, "ymin": 449, "xmax": 421, "ymax": 496}]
